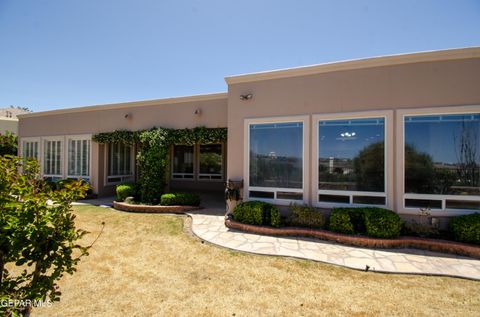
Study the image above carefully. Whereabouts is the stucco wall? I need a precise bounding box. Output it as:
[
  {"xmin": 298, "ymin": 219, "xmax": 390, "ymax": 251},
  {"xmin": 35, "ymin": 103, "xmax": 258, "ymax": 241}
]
[
  {"xmin": 19, "ymin": 96, "xmax": 227, "ymax": 137},
  {"xmin": 0, "ymin": 118, "xmax": 18, "ymax": 135},
  {"xmin": 226, "ymin": 57, "xmax": 480, "ymax": 211},
  {"xmin": 18, "ymin": 95, "xmax": 228, "ymax": 196}
]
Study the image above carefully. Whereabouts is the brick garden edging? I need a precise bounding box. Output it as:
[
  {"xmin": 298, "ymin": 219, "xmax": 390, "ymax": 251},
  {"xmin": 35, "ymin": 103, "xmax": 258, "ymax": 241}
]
[
  {"xmin": 113, "ymin": 201, "xmax": 202, "ymax": 214},
  {"xmin": 225, "ymin": 217, "xmax": 480, "ymax": 259}
]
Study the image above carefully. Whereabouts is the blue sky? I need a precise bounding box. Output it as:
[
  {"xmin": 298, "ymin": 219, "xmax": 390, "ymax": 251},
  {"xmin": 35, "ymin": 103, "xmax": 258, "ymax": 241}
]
[{"xmin": 1, "ymin": 0, "xmax": 479, "ymax": 112}]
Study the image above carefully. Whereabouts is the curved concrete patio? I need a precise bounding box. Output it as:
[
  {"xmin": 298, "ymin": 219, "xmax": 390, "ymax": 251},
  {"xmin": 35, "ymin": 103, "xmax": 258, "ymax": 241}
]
[{"xmin": 188, "ymin": 212, "xmax": 480, "ymax": 280}]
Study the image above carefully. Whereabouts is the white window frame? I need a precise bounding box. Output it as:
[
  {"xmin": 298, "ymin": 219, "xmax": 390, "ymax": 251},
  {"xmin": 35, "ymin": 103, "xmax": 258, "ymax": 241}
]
[
  {"xmin": 244, "ymin": 115, "xmax": 310, "ymax": 206},
  {"xmin": 66, "ymin": 135, "xmax": 92, "ymax": 180},
  {"xmin": 171, "ymin": 144, "xmax": 196, "ymax": 181},
  {"xmin": 42, "ymin": 136, "xmax": 64, "ymax": 179},
  {"xmin": 197, "ymin": 143, "xmax": 225, "ymax": 181},
  {"xmin": 397, "ymin": 105, "xmax": 480, "ymax": 216},
  {"xmin": 312, "ymin": 111, "xmax": 394, "ymax": 209},
  {"xmin": 20, "ymin": 137, "xmax": 41, "ymax": 162},
  {"xmin": 105, "ymin": 143, "xmax": 135, "ymax": 185}
]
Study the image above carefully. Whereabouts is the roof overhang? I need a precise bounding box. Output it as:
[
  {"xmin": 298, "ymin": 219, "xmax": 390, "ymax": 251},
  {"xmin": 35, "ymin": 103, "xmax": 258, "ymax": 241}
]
[
  {"xmin": 17, "ymin": 92, "xmax": 227, "ymax": 119},
  {"xmin": 224, "ymin": 47, "xmax": 480, "ymax": 85}
]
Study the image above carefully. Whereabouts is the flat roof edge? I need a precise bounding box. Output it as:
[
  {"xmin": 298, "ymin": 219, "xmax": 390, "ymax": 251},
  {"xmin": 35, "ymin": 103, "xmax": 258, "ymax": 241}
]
[
  {"xmin": 17, "ymin": 92, "xmax": 228, "ymax": 119},
  {"xmin": 224, "ymin": 47, "xmax": 480, "ymax": 84}
]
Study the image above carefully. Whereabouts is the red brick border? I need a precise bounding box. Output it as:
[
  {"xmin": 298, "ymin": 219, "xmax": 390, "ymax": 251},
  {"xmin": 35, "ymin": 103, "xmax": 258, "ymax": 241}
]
[
  {"xmin": 113, "ymin": 201, "xmax": 202, "ymax": 214},
  {"xmin": 225, "ymin": 218, "xmax": 480, "ymax": 259}
]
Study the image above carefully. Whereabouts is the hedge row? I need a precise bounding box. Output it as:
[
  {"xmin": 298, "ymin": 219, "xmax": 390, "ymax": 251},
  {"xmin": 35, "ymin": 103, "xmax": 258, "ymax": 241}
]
[
  {"xmin": 116, "ymin": 183, "xmax": 200, "ymax": 206},
  {"xmin": 232, "ymin": 201, "xmax": 281, "ymax": 227}
]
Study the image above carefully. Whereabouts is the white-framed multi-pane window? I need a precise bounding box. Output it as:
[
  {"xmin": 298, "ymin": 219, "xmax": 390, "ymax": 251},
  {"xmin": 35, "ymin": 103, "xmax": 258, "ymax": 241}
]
[
  {"xmin": 398, "ymin": 107, "xmax": 480, "ymax": 215},
  {"xmin": 43, "ymin": 137, "xmax": 63, "ymax": 180},
  {"xmin": 244, "ymin": 116, "xmax": 309, "ymax": 205},
  {"xmin": 22, "ymin": 138, "xmax": 40, "ymax": 161},
  {"xmin": 67, "ymin": 136, "xmax": 91, "ymax": 180},
  {"xmin": 172, "ymin": 145, "xmax": 195, "ymax": 179},
  {"xmin": 312, "ymin": 111, "xmax": 394, "ymax": 209},
  {"xmin": 198, "ymin": 143, "xmax": 223, "ymax": 180},
  {"xmin": 171, "ymin": 143, "xmax": 224, "ymax": 181},
  {"xmin": 106, "ymin": 143, "xmax": 134, "ymax": 184}
]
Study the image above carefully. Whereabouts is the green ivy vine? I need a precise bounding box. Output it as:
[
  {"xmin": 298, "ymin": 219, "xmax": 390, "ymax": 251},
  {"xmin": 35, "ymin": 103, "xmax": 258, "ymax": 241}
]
[{"xmin": 92, "ymin": 126, "xmax": 227, "ymax": 203}]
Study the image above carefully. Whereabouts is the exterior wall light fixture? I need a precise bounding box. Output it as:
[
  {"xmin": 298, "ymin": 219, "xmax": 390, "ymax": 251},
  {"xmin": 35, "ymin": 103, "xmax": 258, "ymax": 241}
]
[
  {"xmin": 240, "ymin": 93, "xmax": 253, "ymax": 101},
  {"xmin": 194, "ymin": 108, "xmax": 202, "ymax": 115}
]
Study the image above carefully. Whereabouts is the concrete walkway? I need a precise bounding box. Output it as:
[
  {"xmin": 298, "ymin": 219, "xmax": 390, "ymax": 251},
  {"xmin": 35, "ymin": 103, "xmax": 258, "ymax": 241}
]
[
  {"xmin": 73, "ymin": 198, "xmax": 480, "ymax": 280},
  {"xmin": 189, "ymin": 213, "xmax": 480, "ymax": 280}
]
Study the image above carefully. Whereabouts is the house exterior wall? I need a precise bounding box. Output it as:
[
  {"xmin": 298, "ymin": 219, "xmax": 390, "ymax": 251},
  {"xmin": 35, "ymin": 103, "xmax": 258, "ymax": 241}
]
[
  {"xmin": 16, "ymin": 49, "xmax": 480, "ymax": 216},
  {"xmin": 18, "ymin": 94, "xmax": 228, "ymax": 195},
  {"xmin": 0, "ymin": 118, "xmax": 19, "ymax": 135},
  {"xmin": 226, "ymin": 57, "xmax": 480, "ymax": 215}
]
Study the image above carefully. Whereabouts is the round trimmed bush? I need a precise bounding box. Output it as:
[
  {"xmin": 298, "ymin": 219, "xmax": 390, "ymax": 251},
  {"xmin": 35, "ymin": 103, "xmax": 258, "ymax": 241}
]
[
  {"xmin": 233, "ymin": 201, "xmax": 281, "ymax": 227},
  {"xmin": 160, "ymin": 193, "xmax": 201, "ymax": 206},
  {"xmin": 329, "ymin": 209, "xmax": 355, "ymax": 234},
  {"xmin": 364, "ymin": 207, "xmax": 402, "ymax": 239},
  {"xmin": 450, "ymin": 213, "xmax": 480, "ymax": 244},
  {"xmin": 116, "ymin": 183, "xmax": 136, "ymax": 202}
]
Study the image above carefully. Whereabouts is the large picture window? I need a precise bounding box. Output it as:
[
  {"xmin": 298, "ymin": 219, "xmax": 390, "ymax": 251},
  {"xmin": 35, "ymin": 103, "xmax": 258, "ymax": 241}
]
[
  {"xmin": 43, "ymin": 139, "xmax": 63, "ymax": 178},
  {"xmin": 317, "ymin": 117, "xmax": 386, "ymax": 206},
  {"xmin": 172, "ymin": 145, "xmax": 194, "ymax": 179},
  {"xmin": 68, "ymin": 138, "xmax": 90, "ymax": 179},
  {"xmin": 248, "ymin": 120, "xmax": 305, "ymax": 202},
  {"xmin": 404, "ymin": 113, "xmax": 480, "ymax": 211},
  {"xmin": 199, "ymin": 144, "xmax": 223, "ymax": 180},
  {"xmin": 107, "ymin": 143, "xmax": 133, "ymax": 183}
]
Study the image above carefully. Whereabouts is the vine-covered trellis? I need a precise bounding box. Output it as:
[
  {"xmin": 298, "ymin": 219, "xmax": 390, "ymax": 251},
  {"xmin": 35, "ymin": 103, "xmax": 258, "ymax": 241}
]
[{"xmin": 92, "ymin": 127, "xmax": 227, "ymax": 203}]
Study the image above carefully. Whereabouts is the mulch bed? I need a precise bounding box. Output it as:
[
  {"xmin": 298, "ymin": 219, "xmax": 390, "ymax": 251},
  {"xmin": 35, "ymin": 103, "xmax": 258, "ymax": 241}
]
[
  {"xmin": 225, "ymin": 216, "xmax": 480, "ymax": 259},
  {"xmin": 113, "ymin": 201, "xmax": 202, "ymax": 214}
]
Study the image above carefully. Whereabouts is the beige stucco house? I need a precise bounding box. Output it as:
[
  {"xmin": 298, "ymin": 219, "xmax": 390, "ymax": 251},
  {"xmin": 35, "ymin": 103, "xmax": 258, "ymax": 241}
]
[{"xmin": 18, "ymin": 47, "xmax": 480, "ymax": 218}]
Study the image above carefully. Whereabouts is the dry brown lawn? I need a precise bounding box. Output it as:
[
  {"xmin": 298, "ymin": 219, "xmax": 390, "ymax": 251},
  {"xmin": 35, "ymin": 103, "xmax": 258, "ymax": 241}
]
[{"xmin": 34, "ymin": 205, "xmax": 480, "ymax": 317}]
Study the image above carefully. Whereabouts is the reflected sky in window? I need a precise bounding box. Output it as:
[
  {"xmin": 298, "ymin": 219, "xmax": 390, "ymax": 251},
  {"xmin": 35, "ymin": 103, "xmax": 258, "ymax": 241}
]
[
  {"xmin": 404, "ymin": 113, "xmax": 480, "ymax": 195},
  {"xmin": 249, "ymin": 122, "xmax": 303, "ymax": 189}
]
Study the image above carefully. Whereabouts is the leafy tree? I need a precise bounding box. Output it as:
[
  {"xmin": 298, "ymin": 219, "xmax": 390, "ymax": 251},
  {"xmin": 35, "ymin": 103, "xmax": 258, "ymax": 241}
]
[
  {"xmin": 0, "ymin": 132, "xmax": 17, "ymax": 156},
  {"xmin": 0, "ymin": 156, "xmax": 92, "ymax": 317}
]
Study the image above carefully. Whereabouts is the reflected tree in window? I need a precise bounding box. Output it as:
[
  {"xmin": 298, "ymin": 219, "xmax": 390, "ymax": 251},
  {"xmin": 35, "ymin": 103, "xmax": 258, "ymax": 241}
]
[
  {"xmin": 405, "ymin": 114, "xmax": 480, "ymax": 196},
  {"xmin": 249, "ymin": 122, "xmax": 303, "ymax": 189},
  {"xmin": 318, "ymin": 118, "xmax": 385, "ymax": 192},
  {"xmin": 353, "ymin": 142, "xmax": 384, "ymax": 192}
]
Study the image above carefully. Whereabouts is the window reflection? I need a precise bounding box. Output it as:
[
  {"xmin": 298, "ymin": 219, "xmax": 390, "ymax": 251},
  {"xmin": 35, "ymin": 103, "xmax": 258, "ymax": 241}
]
[
  {"xmin": 249, "ymin": 122, "xmax": 303, "ymax": 189},
  {"xmin": 172, "ymin": 145, "xmax": 194, "ymax": 179},
  {"xmin": 405, "ymin": 114, "xmax": 480, "ymax": 195},
  {"xmin": 199, "ymin": 144, "xmax": 223, "ymax": 179},
  {"xmin": 318, "ymin": 118, "xmax": 385, "ymax": 192}
]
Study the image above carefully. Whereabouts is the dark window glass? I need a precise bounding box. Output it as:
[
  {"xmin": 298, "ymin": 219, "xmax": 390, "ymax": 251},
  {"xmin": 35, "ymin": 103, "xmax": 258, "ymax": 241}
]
[
  {"xmin": 172, "ymin": 145, "xmax": 194, "ymax": 177},
  {"xmin": 199, "ymin": 144, "xmax": 223, "ymax": 177},
  {"xmin": 319, "ymin": 118, "xmax": 385, "ymax": 192},
  {"xmin": 277, "ymin": 192, "xmax": 303, "ymax": 200},
  {"xmin": 405, "ymin": 199, "xmax": 442, "ymax": 209},
  {"xmin": 249, "ymin": 122, "xmax": 303, "ymax": 189},
  {"xmin": 405, "ymin": 114, "xmax": 480, "ymax": 195},
  {"xmin": 445, "ymin": 200, "xmax": 480, "ymax": 210},
  {"xmin": 249, "ymin": 191, "xmax": 275, "ymax": 199},
  {"xmin": 108, "ymin": 143, "xmax": 132, "ymax": 176},
  {"xmin": 352, "ymin": 196, "xmax": 386, "ymax": 205},
  {"xmin": 319, "ymin": 194, "xmax": 350, "ymax": 204}
]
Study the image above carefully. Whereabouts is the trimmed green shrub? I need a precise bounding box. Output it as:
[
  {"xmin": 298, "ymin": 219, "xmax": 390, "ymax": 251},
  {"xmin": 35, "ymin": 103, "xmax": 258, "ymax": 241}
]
[
  {"xmin": 329, "ymin": 207, "xmax": 402, "ymax": 238},
  {"xmin": 288, "ymin": 204, "xmax": 325, "ymax": 229},
  {"xmin": 233, "ymin": 201, "xmax": 280, "ymax": 227},
  {"xmin": 160, "ymin": 192, "xmax": 201, "ymax": 206},
  {"xmin": 364, "ymin": 207, "xmax": 402, "ymax": 238},
  {"xmin": 116, "ymin": 183, "xmax": 137, "ymax": 202},
  {"xmin": 329, "ymin": 209, "xmax": 355, "ymax": 234},
  {"xmin": 450, "ymin": 213, "xmax": 480, "ymax": 244}
]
